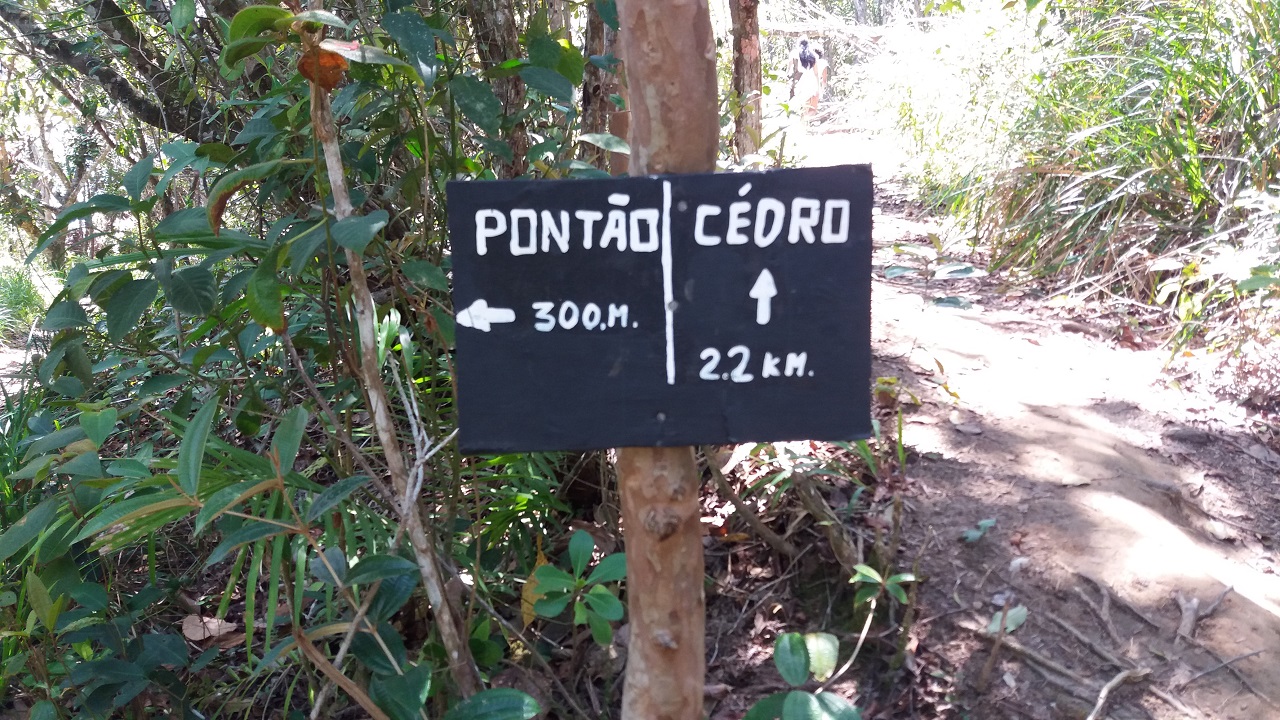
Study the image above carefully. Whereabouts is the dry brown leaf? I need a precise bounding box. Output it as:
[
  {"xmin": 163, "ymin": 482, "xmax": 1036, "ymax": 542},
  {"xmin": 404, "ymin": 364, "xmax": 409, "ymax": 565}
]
[{"xmin": 182, "ymin": 615, "xmax": 238, "ymax": 641}]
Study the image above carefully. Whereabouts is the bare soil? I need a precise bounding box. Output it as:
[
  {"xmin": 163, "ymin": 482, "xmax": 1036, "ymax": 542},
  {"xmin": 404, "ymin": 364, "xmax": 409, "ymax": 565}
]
[{"xmin": 699, "ymin": 124, "xmax": 1280, "ymax": 719}]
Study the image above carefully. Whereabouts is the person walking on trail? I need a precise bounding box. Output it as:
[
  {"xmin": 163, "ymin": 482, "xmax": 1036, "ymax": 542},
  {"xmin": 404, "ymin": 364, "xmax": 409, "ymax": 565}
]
[
  {"xmin": 794, "ymin": 41, "xmax": 820, "ymax": 119},
  {"xmin": 789, "ymin": 38, "xmax": 810, "ymax": 99},
  {"xmin": 813, "ymin": 46, "xmax": 830, "ymax": 101}
]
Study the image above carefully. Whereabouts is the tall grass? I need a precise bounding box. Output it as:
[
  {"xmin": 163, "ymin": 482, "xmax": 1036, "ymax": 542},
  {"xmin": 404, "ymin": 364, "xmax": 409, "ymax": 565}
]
[
  {"xmin": 0, "ymin": 265, "xmax": 46, "ymax": 342},
  {"xmin": 953, "ymin": 0, "xmax": 1280, "ymax": 315}
]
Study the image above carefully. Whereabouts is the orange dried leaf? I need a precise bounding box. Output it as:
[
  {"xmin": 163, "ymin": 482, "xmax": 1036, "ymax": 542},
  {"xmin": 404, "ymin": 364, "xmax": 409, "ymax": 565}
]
[
  {"xmin": 298, "ymin": 48, "xmax": 348, "ymax": 90},
  {"xmin": 520, "ymin": 535, "xmax": 549, "ymax": 628}
]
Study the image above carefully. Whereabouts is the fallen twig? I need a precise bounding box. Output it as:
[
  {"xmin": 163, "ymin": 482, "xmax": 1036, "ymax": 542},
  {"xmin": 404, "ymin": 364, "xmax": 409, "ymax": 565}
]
[
  {"xmin": 1178, "ymin": 649, "xmax": 1264, "ymax": 690},
  {"xmin": 1175, "ymin": 591, "xmax": 1201, "ymax": 645},
  {"xmin": 1045, "ymin": 611, "xmax": 1126, "ymax": 669},
  {"xmin": 703, "ymin": 448, "xmax": 797, "ymax": 558},
  {"xmin": 1077, "ymin": 571, "xmax": 1163, "ymax": 630},
  {"xmin": 959, "ymin": 618, "xmax": 1089, "ymax": 685},
  {"xmin": 977, "ymin": 597, "xmax": 1012, "ymax": 693},
  {"xmin": 1183, "ymin": 635, "xmax": 1274, "ymax": 706},
  {"xmin": 1087, "ymin": 668, "xmax": 1150, "ymax": 720},
  {"xmin": 1198, "ymin": 585, "xmax": 1232, "ymax": 620},
  {"xmin": 1073, "ymin": 586, "xmax": 1125, "ymax": 648},
  {"xmin": 791, "ymin": 472, "xmax": 862, "ymax": 572}
]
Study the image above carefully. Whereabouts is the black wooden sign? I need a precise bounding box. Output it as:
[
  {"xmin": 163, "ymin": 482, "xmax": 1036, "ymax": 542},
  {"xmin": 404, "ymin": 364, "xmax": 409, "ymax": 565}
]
[{"xmin": 446, "ymin": 165, "xmax": 873, "ymax": 453}]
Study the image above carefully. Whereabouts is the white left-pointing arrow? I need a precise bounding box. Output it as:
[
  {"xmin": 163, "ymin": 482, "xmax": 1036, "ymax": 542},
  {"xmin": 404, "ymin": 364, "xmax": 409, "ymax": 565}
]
[
  {"xmin": 749, "ymin": 269, "xmax": 778, "ymax": 325},
  {"xmin": 456, "ymin": 299, "xmax": 516, "ymax": 332}
]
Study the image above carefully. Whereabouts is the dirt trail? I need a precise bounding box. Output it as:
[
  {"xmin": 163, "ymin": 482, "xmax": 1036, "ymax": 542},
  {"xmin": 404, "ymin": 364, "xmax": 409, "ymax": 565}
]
[{"xmin": 793, "ymin": 125, "xmax": 1280, "ymax": 718}]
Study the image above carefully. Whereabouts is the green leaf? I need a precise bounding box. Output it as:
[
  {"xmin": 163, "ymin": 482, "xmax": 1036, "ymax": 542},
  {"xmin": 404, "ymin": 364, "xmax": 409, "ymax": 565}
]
[
  {"xmin": 166, "ymin": 266, "xmax": 218, "ymax": 316},
  {"xmin": 441, "ymin": 688, "xmax": 540, "ymax": 720},
  {"xmin": 345, "ymin": 554, "xmax": 417, "ymax": 586},
  {"xmin": 743, "ymin": 692, "xmax": 788, "ymax": 720},
  {"xmin": 310, "ymin": 547, "xmax": 348, "ymax": 585},
  {"xmin": 883, "ymin": 265, "xmax": 920, "ymax": 279},
  {"xmin": 222, "ymin": 37, "xmax": 275, "ymax": 68},
  {"xmin": 0, "ymin": 498, "xmax": 60, "ymax": 564},
  {"xmin": 851, "ymin": 564, "xmax": 883, "ymax": 585},
  {"xmin": 272, "ymin": 407, "xmax": 308, "ymax": 473},
  {"xmin": 594, "ymin": 0, "xmax": 618, "ymax": 30},
  {"xmin": 774, "ymin": 633, "xmax": 810, "ymax": 687},
  {"xmin": 306, "ymin": 475, "xmax": 372, "ymax": 522},
  {"xmin": 370, "ymin": 661, "xmax": 433, "ymax": 720},
  {"xmin": 812, "ymin": 692, "xmax": 863, "ymax": 720},
  {"xmin": 532, "ymin": 592, "xmax": 572, "ymax": 618},
  {"xmin": 206, "ymin": 520, "xmax": 288, "ymax": 566},
  {"xmin": 42, "ymin": 300, "xmax": 89, "ymax": 331},
  {"xmin": 449, "ymin": 75, "xmax": 502, "ymax": 135},
  {"xmin": 227, "ymin": 5, "xmax": 292, "ymax": 43},
  {"xmin": 520, "ymin": 66, "xmax": 573, "ymax": 102},
  {"xmin": 586, "ymin": 609, "xmax": 613, "ymax": 646},
  {"xmin": 351, "ymin": 622, "xmax": 407, "ymax": 675},
  {"xmin": 382, "ymin": 12, "xmax": 441, "ymax": 87},
  {"xmin": 331, "ymin": 210, "xmax": 389, "ymax": 256},
  {"xmin": 319, "ymin": 39, "xmax": 413, "ymax": 69},
  {"xmin": 401, "ymin": 260, "xmax": 447, "ymax": 291},
  {"xmin": 177, "ymin": 398, "xmax": 220, "ymax": 496},
  {"xmin": 104, "ymin": 278, "xmax": 157, "ymax": 340},
  {"xmin": 804, "ymin": 633, "xmax": 839, "ymax": 682},
  {"xmin": 246, "ymin": 256, "xmax": 286, "ymax": 332},
  {"xmin": 26, "ymin": 571, "xmax": 57, "ymax": 631},
  {"xmin": 568, "ymin": 529, "xmax": 594, "ymax": 577},
  {"xmin": 208, "ymin": 160, "xmax": 284, "ymax": 234},
  {"xmin": 577, "ymin": 132, "xmax": 630, "ymax": 155},
  {"xmin": 79, "ymin": 408, "xmax": 118, "ymax": 447},
  {"xmin": 531, "ymin": 565, "xmax": 577, "ymax": 594},
  {"xmin": 586, "ymin": 553, "xmax": 626, "ymax": 585},
  {"xmin": 27, "ymin": 701, "xmax": 57, "ymax": 720},
  {"xmin": 783, "ymin": 691, "xmax": 822, "ymax": 719},
  {"xmin": 123, "ymin": 154, "xmax": 156, "ymax": 202},
  {"xmin": 193, "ymin": 480, "xmax": 273, "ymax": 535},
  {"xmin": 58, "ymin": 451, "xmax": 102, "ymax": 477},
  {"xmin": 141, "ymin": 633, "xmax": 190, "ymax": 670},
  {"xmin": 286, "ymin": 9, "xmax": 349, "ymax": 30},
  {"xmin": 1236, "ymin": 275, "xmax": 1280, "ymax": 292},
  {"xmin": 582, "ymin": 585, "xmax": 623, "ymax": 621},
  {"xmin": 988, "ymin": 604, "xmax": 1029, "ymax": 635}
]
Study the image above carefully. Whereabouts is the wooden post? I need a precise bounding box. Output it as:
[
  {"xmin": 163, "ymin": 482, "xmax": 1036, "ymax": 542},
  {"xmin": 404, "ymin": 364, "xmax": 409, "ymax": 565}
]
[{"xmin": 615, "ymin": 1, "xmax": 718, "ymax": 718}]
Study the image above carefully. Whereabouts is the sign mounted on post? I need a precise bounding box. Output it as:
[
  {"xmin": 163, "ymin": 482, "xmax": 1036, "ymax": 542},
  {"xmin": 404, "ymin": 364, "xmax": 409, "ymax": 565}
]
[{"xmin": 446, "ymin": 164, "xmax": 873, "ymax": 453}]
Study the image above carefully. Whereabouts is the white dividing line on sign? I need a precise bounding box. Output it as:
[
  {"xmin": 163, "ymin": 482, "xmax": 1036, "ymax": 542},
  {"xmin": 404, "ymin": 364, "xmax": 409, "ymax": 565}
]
[{"xmin": 662, "ymin": 180, "xmax": 675, "ymax": 385}]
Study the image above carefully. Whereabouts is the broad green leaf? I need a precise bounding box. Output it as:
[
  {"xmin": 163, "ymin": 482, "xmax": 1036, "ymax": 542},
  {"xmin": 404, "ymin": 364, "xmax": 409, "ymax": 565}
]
[
  {"xmin": 586, "ymin": 609, "xmax": 612, "ymax": 646},
  {"xmin": 104, "ymin": 278, "xmax": 158, "ymax": 341},
  {"xmin": 79, "ymin": 408, "xmax": 118, "ymax": 447},
  {"xmin": 222, "ymin": 37, "xmax": 275, "ymax": 68},
  {"xmin": 577, "ymin": 132, "xmax": 629, "ymax": 155},
  {"xmin": 28, "ymin": 194, "xmax": 132, "ymax": 263},
  {"xmin": 401, "ymin": 260, "xmax": 447, "ymax": 291},
  {"xmin": 367, "ymin": 572, "xmax": 418, "ymax": 623},
  {"xmin": 206, "ymin": 521, "xmax": 289, "ymax": 566},
  {"xmin": 25, "ymin": 571, "xmax": 56, "ymax": 631},
  {"xmin": 345, "ymin": 554, "xmax": 417, "ymax": 586},
  {"xmin": 594, "ymin": 0, "xmax": 618, "ymax": 30},
  {"xmin": 306, "ymin": 475, "xmax": 372, "ymax": 522},
  {"xmin": 449, "ymin": 75, "xmax": 501, "ymax": 134},
  {"xmin": 568, "ymin": 529, "xmax": 594, "ymax": 577},
  {"xmin": 988, "ymin": 604, "xmax": 1029, "ymax": 635},
  {"xmin": 27, "ymin": 702, "xmax": 57, "ymax": 720},
  {"xmin": 532, "ymin": 593, "xmax": 572, "ymax": 618},
  {"xmin": 196, "ymin": 143, "xmax": 238, "ymax": 164},
  {"xmin": 370, "ymin": 661, "xmax": 433, "ymax": 720},
  {"xmin": 177, "ymin": 399, "xmax": 220, "ymax": 496},
  {"xmin": 0, "ymin": 498, "xmax": 60, "ymax": 564},
  {"xmin": 382, "ymin": 12, "xmax": 441, "ymax": 86},
  {"xmin": 520, "ymin": 66, "xmax": 573, "ymax": 102},
  {"xmin": 227, "ymin": 5, "xmax": 292, "ymax": 43},
  {"xmin": 246, "ymin": 255, "xmax": 285, "ymax": 332},
  {"xmin": 58, "ymin": 451, "xmax": 102, "ymax": 477},
  {"xmin": 330, "ymin": 210, "xmax": 389, "ymax": 256},
  {"xmin": 319, "ymin": 39, "xmax": 412, "ymax": 69},
  {"xmin": 851, "ymin": 564, "xmax": 883, "ymax": 585},
  {"xmin": 271, "ymin": 406, "xmax": 308, "ymax": 473},
  {"xmin": 774, "ymin": 632, "xmax": 810, "ymax": 687},
  {"xmin": 812, "ymin": 692, "xmax": 863, "ymax": 720},
  {"xmin": 76, "ymin": 494, "xmax": 193, "ymax": 542},
  {"xmin": 351, "ymin": 622, "xmax": 407, "ymax": 675},
  {"xmin": 1237, "ymin": 275, "xmax": 1280, "ymax": 292},
  {"xmin": 123, "ymin": 154, "xmax": 156, "ymax": 202},
  {"xmin": 166, "ymin": 266, "xmax": 218, "ymax": 316},
  {"xmin": 193, "ymin": 479, "xmax": 276, "ymax": 535},
  {"xmin": 743, "ymin": 692, "xmax": 788, "ymax": 720},
  {"xmin": 586, "ymin": 553, "xmax": 625, "ymax": 585},
  {"xmin": 582, "ymin": 585, "xmax": 623, "ymax": 621},
  {"xmin": 883, "ymin": 265, "xmax": 920, "ymax": 278},
  {"xmin": 140, "ymin": 633, "xmax": 189, "ymax": 670},
  {"xmin": 42, "ymin": 301, "xmax": 89, "ymax": 331},
  {"xmin": 531, "ymin": 565, "xmax": 577, "ymax": 595},
  {"xmin": 208, "ymin": 160, "xmax": 283, "ymax": 235},
  {"xmin": 804, "ymin": 632, "xmax": 839, "ymax": 682},
  {"xmin": 24, "ymin": 427, "xmax": 86, "ymax": 459},
  {"xmin": 310, "ymin": 546, "xmax": 348, "ymax": 585},
  {"xmin": 285, "ymin": 9, "xmax": 348, "ymax": 30},
  {"xmin": 441, "ymin": 688, "xmax": 540, "ymax": 720}
]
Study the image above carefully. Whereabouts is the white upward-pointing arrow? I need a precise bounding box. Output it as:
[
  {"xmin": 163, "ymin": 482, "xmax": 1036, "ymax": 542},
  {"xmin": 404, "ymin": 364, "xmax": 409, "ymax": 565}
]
[
  {"xmin": 456, "ymin": 298, "xmax": 516, "ymax": 332},
  {"xmin": 749, "ymin": 269, "xmax": 778, "ymax": 325}
]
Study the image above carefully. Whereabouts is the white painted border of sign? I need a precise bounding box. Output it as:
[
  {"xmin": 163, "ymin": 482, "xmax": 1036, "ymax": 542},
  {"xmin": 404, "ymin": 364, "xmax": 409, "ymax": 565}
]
[{"xmin": 662, "ymin": 180, "xmax": 676, "ymax": 385}]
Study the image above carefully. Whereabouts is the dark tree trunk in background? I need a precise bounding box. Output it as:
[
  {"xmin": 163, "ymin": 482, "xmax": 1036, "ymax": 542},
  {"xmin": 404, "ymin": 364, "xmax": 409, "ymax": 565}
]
[
  {"xmin": 729, "ymin": 0, "xmax": 762, "ymax": 160},
  {"xmin": 463, "ymin": 0, "xmax": 530, "ymax": 177},
  {"xmin": 581, "ymin": 3, "xmax": 625, "ymax": 173}
]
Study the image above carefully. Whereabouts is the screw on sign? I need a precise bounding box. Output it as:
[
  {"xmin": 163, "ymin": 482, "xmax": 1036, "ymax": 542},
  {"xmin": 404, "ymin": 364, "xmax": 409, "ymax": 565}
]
[{"xmin": 446, "ymin": 166, "xmax": 873, "ymax": 453}]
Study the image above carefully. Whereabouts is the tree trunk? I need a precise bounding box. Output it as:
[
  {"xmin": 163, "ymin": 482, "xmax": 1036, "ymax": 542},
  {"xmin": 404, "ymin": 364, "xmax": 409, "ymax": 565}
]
[
  {"xmin": 614, "ymin": 0, "xmax": 717, "ymax": 716},
  {"xmin": 729, "ymin": 0, "xmax": 762, "ymax": 161},
  {"xmin": 580, "ymin": 4, "xmax": 624, "ymax": 172},
  {"xmin": 462, "ymin": 0, "xmax": 530, "ymax": 177}
]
